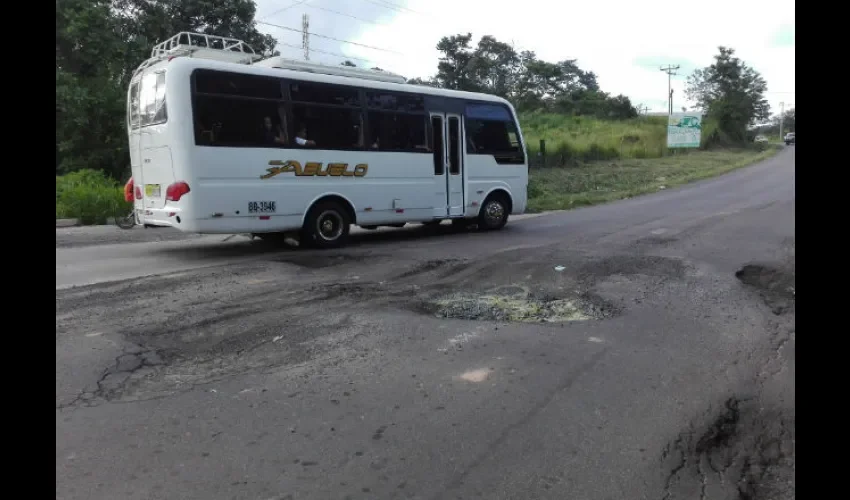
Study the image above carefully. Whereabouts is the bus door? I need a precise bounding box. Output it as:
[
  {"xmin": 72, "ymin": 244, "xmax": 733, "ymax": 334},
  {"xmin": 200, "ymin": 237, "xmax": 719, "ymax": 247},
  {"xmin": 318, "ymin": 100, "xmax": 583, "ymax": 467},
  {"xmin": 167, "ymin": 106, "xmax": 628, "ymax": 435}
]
[{"xmin": 429, "ymin": 112, "xmax": 465, "ymax": 217}]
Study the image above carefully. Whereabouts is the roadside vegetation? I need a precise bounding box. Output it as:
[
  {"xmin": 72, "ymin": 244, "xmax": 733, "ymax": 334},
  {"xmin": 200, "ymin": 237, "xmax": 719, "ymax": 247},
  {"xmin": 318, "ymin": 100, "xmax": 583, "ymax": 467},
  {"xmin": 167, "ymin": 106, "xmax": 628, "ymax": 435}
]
[
  {"xmin": 56, "ymin": 170, "xmax": 129, "ymax": 225},
  {"xmin": 527, "ymin": 147, "xmax": 780, "ymax": 212},
  {"xmin": 56, "ymin": 1, "xmax": 786, "ymax": 225},
  {"xmin": 520, "ymin": 113, "xmax": 668, "ymax": 164}
]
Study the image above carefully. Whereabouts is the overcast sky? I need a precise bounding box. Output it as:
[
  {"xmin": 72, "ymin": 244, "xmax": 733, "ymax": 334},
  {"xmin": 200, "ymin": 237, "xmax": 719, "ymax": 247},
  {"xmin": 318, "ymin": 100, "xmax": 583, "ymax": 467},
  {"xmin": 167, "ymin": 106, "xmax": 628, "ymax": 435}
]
[{"xmin": 254, "ymin": 0, "xmax": 795, "ymax": 115}]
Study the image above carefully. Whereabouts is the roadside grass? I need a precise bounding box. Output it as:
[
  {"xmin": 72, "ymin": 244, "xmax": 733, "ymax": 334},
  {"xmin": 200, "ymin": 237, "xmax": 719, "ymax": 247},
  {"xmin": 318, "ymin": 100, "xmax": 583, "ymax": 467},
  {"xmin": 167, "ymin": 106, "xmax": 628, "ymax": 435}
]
[
  {"xmin": 527, "ymin": 146, "xmax": 781, "ymax": 212},
  {"xmin": 56, "ymin": 169, "xmax": 129, "ymax": 225},
  {"xmin": 519, "ymin": 112, "xmax": 668, "ymax": 164}
]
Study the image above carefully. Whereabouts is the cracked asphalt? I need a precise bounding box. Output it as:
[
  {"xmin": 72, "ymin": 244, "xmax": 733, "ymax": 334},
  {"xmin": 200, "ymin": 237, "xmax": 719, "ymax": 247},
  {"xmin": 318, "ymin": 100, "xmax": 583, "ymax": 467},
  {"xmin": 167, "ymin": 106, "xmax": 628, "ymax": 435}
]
[{"xmin": 56, "ymin": 148, "xmax": 794, "ymax": 500}]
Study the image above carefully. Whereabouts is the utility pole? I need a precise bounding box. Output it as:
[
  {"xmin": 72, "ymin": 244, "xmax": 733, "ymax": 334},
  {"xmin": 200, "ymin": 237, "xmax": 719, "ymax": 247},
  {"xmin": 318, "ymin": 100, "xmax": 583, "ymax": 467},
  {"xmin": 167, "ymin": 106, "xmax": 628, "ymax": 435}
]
[
  {"xmin": 779, "ymin": 101, "xmax": 784, "ymax": 140},
  {"xmin": 636, "ymin": 104, "xmax": 649, "ymax": 115},
  {"xmin": 302, "ymin": 13, "xmax": 310, "ymax": 61},
  {"xmin": 660, "ymin": 65, "xmax": 680, "ymax": 115}
]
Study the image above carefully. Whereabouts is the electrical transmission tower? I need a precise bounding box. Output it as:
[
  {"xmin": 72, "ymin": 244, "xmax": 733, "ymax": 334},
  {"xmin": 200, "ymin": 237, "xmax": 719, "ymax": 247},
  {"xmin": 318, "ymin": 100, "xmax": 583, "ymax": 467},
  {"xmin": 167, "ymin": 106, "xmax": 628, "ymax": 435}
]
[{"xmin": 659, "ymin": 65, "xmax": 680, "ymax": 115}]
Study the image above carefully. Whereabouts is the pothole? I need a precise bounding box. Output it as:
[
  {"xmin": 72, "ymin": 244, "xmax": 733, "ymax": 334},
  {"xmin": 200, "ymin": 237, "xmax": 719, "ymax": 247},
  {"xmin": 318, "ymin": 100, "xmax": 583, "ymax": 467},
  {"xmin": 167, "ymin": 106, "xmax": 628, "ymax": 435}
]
[
  {"xmin": 661, "ymin": 396, "xmax": 794, "ymax": 500},
  {"xmin": 735, "ymin": 264, "xmax": 794, "ymax": 298},
  {"xmin": 424, "ymin": 286, "xmax": 615, "ymax": 323},
  {"xmin": 735, "ymin": 264, "xmax": 795, "ymax": 315}
]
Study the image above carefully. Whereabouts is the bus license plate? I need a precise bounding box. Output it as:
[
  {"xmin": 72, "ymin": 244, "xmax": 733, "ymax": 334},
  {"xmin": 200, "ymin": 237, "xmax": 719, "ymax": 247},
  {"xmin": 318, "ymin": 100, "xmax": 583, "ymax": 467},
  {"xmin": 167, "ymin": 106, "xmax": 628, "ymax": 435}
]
[
  {"xmin": 145, "ymin": 184, "xmax": 161, "ymax": 198},
  {"xmin": 249, "ymin": 201, "xmax": 276, "ymax": 213}
]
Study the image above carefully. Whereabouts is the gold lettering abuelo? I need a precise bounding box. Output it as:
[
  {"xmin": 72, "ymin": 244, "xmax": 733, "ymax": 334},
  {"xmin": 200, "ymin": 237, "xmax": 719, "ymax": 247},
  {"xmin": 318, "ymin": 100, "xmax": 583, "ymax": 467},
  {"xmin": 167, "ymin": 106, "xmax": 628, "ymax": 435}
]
[{"xmin": 261, "ymin": 160, "xmax": 368, "ymax": 179}]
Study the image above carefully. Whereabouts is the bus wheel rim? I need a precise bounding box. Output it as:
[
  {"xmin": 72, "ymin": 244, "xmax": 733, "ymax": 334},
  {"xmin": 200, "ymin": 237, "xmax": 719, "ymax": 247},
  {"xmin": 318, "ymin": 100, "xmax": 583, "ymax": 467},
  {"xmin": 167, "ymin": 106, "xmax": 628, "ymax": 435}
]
[
  {"xmin": 484, "ymin": 200, "xmax": 504, "ymax": 226},
  {"xmin": 317, "ymin": 210, "xmax": 343, "ymax": 241}
]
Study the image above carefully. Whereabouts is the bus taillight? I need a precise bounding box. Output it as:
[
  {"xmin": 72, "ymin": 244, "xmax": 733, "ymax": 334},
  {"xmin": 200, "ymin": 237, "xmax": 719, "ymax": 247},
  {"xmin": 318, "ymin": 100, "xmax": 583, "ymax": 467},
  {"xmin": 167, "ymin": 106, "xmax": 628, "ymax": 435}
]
[
  {"xmin": 166, "ymin": 181, "xmax": 191, "ymax": 202},
  {"xmin": 135, "ymin": 186, "xmax": 142, "ymax": 200}
]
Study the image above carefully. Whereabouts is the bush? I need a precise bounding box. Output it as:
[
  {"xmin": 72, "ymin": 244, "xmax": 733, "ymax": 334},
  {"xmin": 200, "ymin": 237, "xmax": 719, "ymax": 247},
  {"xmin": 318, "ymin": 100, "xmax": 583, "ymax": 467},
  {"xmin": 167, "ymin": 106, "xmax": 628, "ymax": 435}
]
[{"xmin": 56, "ymin": 169, "xmax": 129, "ymax": 225}]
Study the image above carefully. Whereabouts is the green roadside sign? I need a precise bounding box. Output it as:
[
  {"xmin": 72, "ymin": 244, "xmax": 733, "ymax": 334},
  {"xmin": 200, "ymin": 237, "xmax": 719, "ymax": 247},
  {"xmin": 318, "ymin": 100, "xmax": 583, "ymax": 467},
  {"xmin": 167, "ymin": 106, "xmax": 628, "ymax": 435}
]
[{"xmin": 667, "ymin": 112, "xmax": 702, "ymax": 148}]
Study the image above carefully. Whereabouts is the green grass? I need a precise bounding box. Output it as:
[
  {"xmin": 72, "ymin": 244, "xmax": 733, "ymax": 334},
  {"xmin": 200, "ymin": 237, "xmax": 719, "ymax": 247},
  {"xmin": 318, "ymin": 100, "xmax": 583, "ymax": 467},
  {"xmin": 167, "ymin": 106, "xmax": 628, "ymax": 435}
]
[
  {"xmin": 56, "ymin": 169, "xmax": 129, "ymax": 225},
  {"xmin": 520, "ymin": 112, "xmax": 668, "ymax": 164},
  {"xmin": 527, "ymin": 146, "xmax": 781, "ymax": 212}
]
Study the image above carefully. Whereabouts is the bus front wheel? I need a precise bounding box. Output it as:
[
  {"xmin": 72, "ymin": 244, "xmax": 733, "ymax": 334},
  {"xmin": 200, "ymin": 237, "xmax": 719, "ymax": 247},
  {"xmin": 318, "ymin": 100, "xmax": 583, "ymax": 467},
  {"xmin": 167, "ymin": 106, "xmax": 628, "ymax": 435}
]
[
  {"xmin": 478, "ymin": 193, "xmax": 510, "ymax": 230},
  {"xmin": 301, "ymin": 200, "xmax": 351, "ymax": 249}
]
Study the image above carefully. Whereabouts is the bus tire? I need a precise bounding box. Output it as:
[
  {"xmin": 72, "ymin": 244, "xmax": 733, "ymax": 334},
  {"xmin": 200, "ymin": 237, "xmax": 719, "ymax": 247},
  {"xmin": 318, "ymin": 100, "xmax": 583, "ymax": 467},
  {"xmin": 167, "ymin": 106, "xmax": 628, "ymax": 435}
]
[
  {"xmin": 301, "ymin": 200, "xmax": 351, "ymax": 249},
  {"xmin": 478, "ymin": 192, "xmax": 510, "ymax": 230}
]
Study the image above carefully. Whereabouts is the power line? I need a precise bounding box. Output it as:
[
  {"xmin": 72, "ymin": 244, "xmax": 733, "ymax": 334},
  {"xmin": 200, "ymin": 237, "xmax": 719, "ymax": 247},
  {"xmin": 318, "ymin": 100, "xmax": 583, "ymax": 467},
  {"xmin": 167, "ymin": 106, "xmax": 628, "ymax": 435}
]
[
  {"xmin": 305, "ymin": 4, "xmax": 390, "ymax": 26},
  {"xmin": 359, "ymin": 0, "xmax": 419, "ymax": 14},
  {"xmin": 257, "ymin": 20, "xmax": 404, "ymax": 55},
  {"xmin": 277, "ymin": 42, "xmax": 378, "ymax": 64},
  {"xmin": 258, "ymin": 0, "xmax": 310, "ymax": 21}
]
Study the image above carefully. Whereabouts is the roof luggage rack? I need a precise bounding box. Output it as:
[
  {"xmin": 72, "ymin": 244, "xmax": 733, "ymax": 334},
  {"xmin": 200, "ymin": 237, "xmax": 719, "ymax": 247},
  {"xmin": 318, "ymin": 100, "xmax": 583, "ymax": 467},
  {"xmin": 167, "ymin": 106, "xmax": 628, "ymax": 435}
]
[
  {"xmin": 133, "ymin": 32, "xmax": 262, "ymax": 78},
  {"xmin": 132, "ymin": 32, "xmax": 409, "ymax": 85}
]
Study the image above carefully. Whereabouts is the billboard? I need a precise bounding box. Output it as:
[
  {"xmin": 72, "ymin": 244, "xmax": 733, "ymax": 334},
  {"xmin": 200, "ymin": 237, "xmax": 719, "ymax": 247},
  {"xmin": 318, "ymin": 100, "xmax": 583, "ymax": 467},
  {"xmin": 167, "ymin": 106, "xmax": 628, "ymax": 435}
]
[{"xmin": 667, "ymin": 112, "xmax": 702, "ymax": 148}]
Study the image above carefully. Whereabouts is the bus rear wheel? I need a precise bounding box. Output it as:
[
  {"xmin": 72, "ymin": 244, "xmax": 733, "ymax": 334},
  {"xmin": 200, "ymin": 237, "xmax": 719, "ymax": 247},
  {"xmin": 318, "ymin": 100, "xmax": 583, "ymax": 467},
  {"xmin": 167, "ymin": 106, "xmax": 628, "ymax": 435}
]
[
  {"xmin": 478, "ymin": 193, "xmax": 510, "ymax": 230},
  {"xmin": 301, "ymin": 200, "xmax": 351, "ymax": 249}
]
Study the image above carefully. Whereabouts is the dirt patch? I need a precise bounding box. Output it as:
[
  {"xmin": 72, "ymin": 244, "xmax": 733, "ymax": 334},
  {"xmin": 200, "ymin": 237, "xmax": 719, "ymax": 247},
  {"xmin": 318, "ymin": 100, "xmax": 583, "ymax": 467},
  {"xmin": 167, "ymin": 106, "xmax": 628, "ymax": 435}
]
[{"xmin": 422, "ymin": 286, "xmax": 616, "ymax": 323}]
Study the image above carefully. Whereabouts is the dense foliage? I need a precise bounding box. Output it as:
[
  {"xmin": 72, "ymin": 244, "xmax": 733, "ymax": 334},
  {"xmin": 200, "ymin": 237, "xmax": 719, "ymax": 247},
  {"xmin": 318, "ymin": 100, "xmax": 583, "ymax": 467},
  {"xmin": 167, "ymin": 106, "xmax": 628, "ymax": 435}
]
[
  {"xmin": 408, "ymin": 33, "xmax": 638, "ymax": 120},
  {"xmin": 56, "ymin": 0, "xmax": 276, "ymax": 178}
]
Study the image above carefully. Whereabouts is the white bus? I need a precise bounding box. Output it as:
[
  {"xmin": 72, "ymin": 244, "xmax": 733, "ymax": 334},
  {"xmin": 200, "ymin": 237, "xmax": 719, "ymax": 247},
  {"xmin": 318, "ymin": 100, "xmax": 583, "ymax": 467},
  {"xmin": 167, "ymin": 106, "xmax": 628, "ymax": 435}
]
[{"xmin": 127, "ymin": 33, "xmax": 528, "ymax": 248}]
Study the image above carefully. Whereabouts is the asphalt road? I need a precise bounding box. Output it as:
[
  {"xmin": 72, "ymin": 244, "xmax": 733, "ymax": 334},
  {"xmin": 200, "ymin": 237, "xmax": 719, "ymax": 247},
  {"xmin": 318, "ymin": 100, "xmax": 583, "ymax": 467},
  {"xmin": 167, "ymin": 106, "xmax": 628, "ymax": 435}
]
[{"xmin": 56, "ymin": 148, "xmax": 795, "ymax": 500}]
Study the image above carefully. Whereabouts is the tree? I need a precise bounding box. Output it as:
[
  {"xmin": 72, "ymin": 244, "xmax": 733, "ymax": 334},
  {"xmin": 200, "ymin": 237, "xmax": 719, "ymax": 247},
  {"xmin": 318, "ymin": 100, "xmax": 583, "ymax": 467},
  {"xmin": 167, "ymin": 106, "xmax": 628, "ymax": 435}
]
[
  {"xmin": 56, "ymin": 0, "xmax": 277, "ymax": 178},
  {"xmin": 406, "ymin": 77, "xmax": 437, "ymax": 86},
  {"xmin": 685, "ymin": 46, "xmax": 770, "ymax": 145},
  {"xmin": 781, "ymin": 107, "xmax": 795, "ymax": 132},
  {"xmin": 113, "ymin": 0, "xmax": 276, "ymax": 83},
  {"xmin": 56, "ymin": 0, "xmax": 129, "ymax": 177},
  {"xmin": 468, "ymin": 35, "xmax": 520, "ymax": 98},
  {"xmin": 427, "ymin": 33, "xmax": 635, "ymax": 118},
  {"xmin": 434, "ymin": 33, "xmax": 479, "ymax": 91},
  {"xmin": 341, "ymin": 60, "xmax": 357, "ymax": 67}
]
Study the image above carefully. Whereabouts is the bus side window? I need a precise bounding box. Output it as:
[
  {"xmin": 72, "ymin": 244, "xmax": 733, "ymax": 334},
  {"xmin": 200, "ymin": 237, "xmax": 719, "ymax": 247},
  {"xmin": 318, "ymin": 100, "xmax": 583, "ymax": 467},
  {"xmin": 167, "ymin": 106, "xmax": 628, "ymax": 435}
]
[
  {"xmin": 191, "ymin": 70, "xmax": 287, "ymax": 148},
  {"xmin": 193, "ymin": 95, "xmax": 285, "ymax": 147},
  {"xmin": 287, "ymin": 81, "xmax": 364, "ymax": 150},
  {"xmin": 289, "ymin": 104, "xmax": 362, "ymax": 150},
  {"xmin": 365, "ymin": 92, "xmax": 428, "ymax": 153}
]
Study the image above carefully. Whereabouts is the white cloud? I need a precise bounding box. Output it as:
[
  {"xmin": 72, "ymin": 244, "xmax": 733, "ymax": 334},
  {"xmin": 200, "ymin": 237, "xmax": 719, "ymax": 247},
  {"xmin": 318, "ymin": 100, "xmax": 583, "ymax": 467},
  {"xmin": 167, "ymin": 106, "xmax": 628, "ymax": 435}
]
[{"xmin": 255, "ymin": 0, "xmax": 794, "ymax": 114}]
